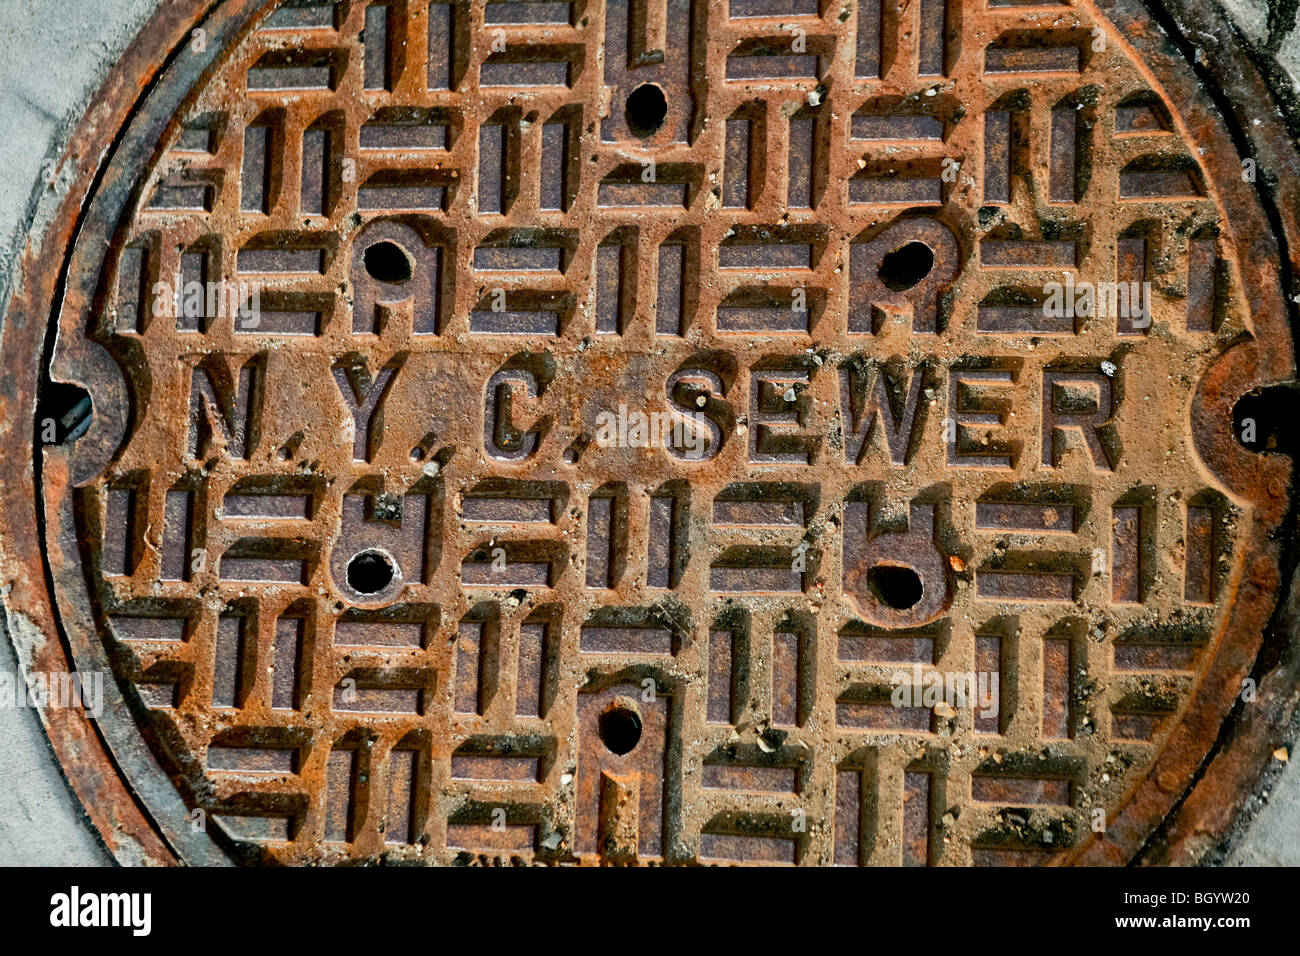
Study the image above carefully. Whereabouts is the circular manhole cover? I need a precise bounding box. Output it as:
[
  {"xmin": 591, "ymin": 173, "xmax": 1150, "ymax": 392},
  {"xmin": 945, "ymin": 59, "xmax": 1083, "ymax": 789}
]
[{"xmin": 2, "ymin": 0, "xmax": 1297, "ymax": 865}]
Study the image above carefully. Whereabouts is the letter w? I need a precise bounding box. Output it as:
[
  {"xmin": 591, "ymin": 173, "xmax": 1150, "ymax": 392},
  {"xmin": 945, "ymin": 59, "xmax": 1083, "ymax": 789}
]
[{"xmin": 839, "ymin": 363, "xmax": 924, "ymax": 465}]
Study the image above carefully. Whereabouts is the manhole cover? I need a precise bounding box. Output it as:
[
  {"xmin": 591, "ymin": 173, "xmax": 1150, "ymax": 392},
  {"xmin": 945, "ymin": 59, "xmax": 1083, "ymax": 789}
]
[{"xmin": 3, "ymin": 0, "xmax": 1297, "ymax": 866}]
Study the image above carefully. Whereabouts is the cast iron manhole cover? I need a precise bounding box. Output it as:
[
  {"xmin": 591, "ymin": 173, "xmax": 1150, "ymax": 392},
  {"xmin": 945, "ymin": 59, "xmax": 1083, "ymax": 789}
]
[{"xmin": 2, "ymin": 0, "xmax": 1297, "ymax": 865}]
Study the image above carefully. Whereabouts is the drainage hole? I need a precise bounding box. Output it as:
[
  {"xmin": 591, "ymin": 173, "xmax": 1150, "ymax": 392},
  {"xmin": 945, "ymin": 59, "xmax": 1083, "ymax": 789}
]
[
  {"xmin": 599, "ymin": 705, "xmax": 643, "ymax": 755},
  {"xmin": 1234, "ymin": 384, "xmax": 1300, "ymax": 456},
  {"xmin": 878, "ymin": 241, "xmax": 934, "ymax": 291},
  {"xmin": 347, "ymin": 549, "xmax": 395, "ymax": 594},
  {"xmin": 37, "ymin": 381, "xmax": 93, "ymax": 445},
  {"xmin": 625, "ymin": 83, "xmax": 668, "ymax": 137},
  {"xmin": 364, "ymin": 241, "xmax": 413, "ymax": 283},
  {"xmin": 868, "ymin": 564, "xmax": 924, "ymax": 610}
]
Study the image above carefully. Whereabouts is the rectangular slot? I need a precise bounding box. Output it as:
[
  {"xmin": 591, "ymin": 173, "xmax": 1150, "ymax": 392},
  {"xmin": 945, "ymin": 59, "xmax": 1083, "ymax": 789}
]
[
  {"xmin": 1116, "ymin": 237, "xmax": 1148, "ymax": 335},
  {"xmin": 707, "ymin": 629, "xmax": 735, "ymax": 725},
  {"xmin": 856, "ymin": 0, "xmax": 882, "ymax": 78},
  {"xmin": 462, "ymin": 499, "xmax": 554, "ymax": 524},
  {"xmin": 579, "ymin": 625, "xmax": 673, "ymax": 656},
  {"xmin": 984, "ymin": 110, "xmax": 1011, "ymax": 204},
  {"xmin": 902, "ymin": 771, "xmax": 932, "ymax": 867},
  {"xmin": 723, "ymin": 116, "xmax": 753, "ymax": 209},
  {"xmin": 595, "ymin": 241, "xmax": 630, "ymax": 334},
  {"xmin": 207, "ymin": 745, "xmax": 298, "ymax": 774},
  {"xmin": 385, "ymin": 748, "xmax": 420, "ymax": 844},
  {"xmin": 462, "ymin": 481, "xmax": 561, "ymax": 524},
  {"xmin": 335, "ymin": 610, "xmax": 430, "ymax": 648},
  {"xmin": 103, "ymin": 486, "xmax": 140, "ymax": 577},
  {"xmin": 1049, "ymin": 106, "xmax": 1077, "ymax": 203},
  {"xmin": 710, "ymin": 548, "xmax": 803, "ymax": 592},
  {"xmin": 263, "ymin": 2, "xmax": 339, "ymax": 30},
  {"xmin": 837, "ymin": 631, "xmax": 934, "ymax": 664},
  {"xmin": 974, "ymin": 634, "xmax": 1002, "ymax": 734},
  {"xmin": 702, "ymin": 763, "xmax": 797, "ymax": 794},
  {"xmin": 1112, "ymin": 505, "xmax": 1142, "ymax": 603},
  {"xmin": 223, "ymin": 492, "xmax": 313, "ymax": 520},
  {"xmin": 917, "ymin": 0, "xmax": 947, "ymax": 76},
  {"xmin": 980, "ymin": 240, "xmax": 1076, "ymax": 268},
  {"xmin": 972, "ymin": 775, "xmax": 1071, "ymax": 806},
  {"xmin": 361, "ymin": 118, "xmax": 448, "ymax": 151},
  {"xmin": 718, "ymin": 241, "xmax": 812, "ymax": 271},
  {"xmin": 220, "ymin": 539, "xmax": 311, "ymax": 585},
  {"xmin": 516, "ymin": 620, "xmax": 549, "ymax": 718},
  {"xmin": 716, "ymin": 289, "xmax": 814, "ymax": 333},
  {"xmin": 851, "ymin": 114, "xmax": 944, "ymax": 140},
  {"xmin": 473, "ymin": 244, "xmax": 564, "ymax": 273},
  {"xmin": 247, "ymin": 51, "xmax": 341, "ymax": 89},
  {"xmin": 271, "ymin": 615, "xmax": 305, "ymax": 710},
  {"xmin": 713, "ymin": 498, "xmax": 805, "ymax": 527},
  {"xmin": 237, "ymin": 246, "xmax": 325, "ymax": 274},
  {"xmin": 836, "ymin": 699, "xmax": 931, "ymax": 732},
  {"xmin": 451, "ymin": 754, "xmax": 541, "ymax": 783},
  {"xmin": 597, "ymin": 166, "xmax": 693, "ymax": 208},
  {"xmin": 985, "ymin": 44, "xmax": 1080, "ymax": 74},
  {"xmin": 975, "ymin": 502, "xmax": 1075, "ymax": 533},
  {"xmin": 1111, "ymin": 711, "xmax": 1165, "ymax": 742},
  {"xmin": 332, "ymin": 674, "xmax": 427, "ymax": 715},
  {"xmin": 481, "ymin": 57, "xmax": 572, "ymax": 87},
  {"xmin": 585, "ymin": 493, "xmax": 619, "ymax": 589},
  {"xmin": 460, "ymin": 552, "xmax": 555, "ymax": 587},
  {"xmin": 1042, "ymin": 637, "xmax": 1072, "ymax": 739},
  {"xmin": 977, "ymin": 571, "xmax": 1074, "ymax": 602},
  {"xmin": 212, "ymin": 613, "xmax": 249, "ymax": 708},
  {"xmin": 469, "ymin": 307, "xmax": 561, "ymax": 335},
  {"xmin": 454, "ymin": 620, "xmax": 495, "ymax": 715},
  {"xmin": 647, "ymin": 492, "xmax": 679, "ymax": 588},
  {"xmin": 428, "ymin": 0, "xmax": 456, "ymax": 89},
  {"xmin": 656, "ymin": 243, "xmax": 687, "ymax": 335},
  {"xmin": 699, "ymin": 832, "xmax": 798, "ymax": 865},
  {"xmin": 478, "ymin": 122, "xmax": 507, "ymax": 215},
  {"xmin": 1186, "ymin": 239, "xmax": 1217, "ymax": 332},
  {"xmin": 772, "ymin": 631, "xmax": 801, "ymax": 727},
  {"xmin": 161, "ymin": 489, "xmax": 194, "ymax": 581},
  {"xmin": 834, "ymin": 769, "xmax": 862, "ymax": 866},
  {"xmin": 241, "ymin": 123, "xmax": 276, "ymax": 214},
  {"xmin": 729, "ymin": 0, "xmax": 819, "ymax": 15},
  {"xmin": 446, "ymin": 822, "xmax": 536, "ymax": 853},
  {"xmin": 1120, "ymin": 164, "xmax": 1204, "ymax": 199},
  {"xmin": 849, "ymin": 174, "xmax": 941, "ymax": 205},
  {"xmin": 726, "ymin": 52, "xmax": 819, "ymax": 80},
  {"xmin": 176, "ymin": 248, "xmax": 211, "ymax": 333},
  {"xmin": 324, "ymin": 748, "xmax": 357, "ymax": 842},
  {"xmin": 787, "ymin": 115, "xmax": 816, "ymax": 210},
  {"xmin": 539, "ymin": 120, "xmax": 573, "ymax": 211},
  {"xmin": 109, "ymin": 614, "xmax": 189, "ymax": 644},
  {"xmin": 301, "ymin": 126, "xmax": 332, "ymax": 216},
  {"xmin": 485, "ymin": 0, "xmax": 572, "ymax": 23},
  {"xmin": 1113, "ymin": 642, "xmax": 1200, "ymax": 672},
  {"xmin": 148, "ymin": 179, "xmax": 214, "ymax": 211},
  {"xmin": 1184, "ymin": 505, "xmax": 1215, "ymax": 604},
  {"xmin": 358, "ymin": 170, "xmax": 447, "ymax": 211},
  {"xmin": 116, "ymin": 244, "xmax": 149, "ymax": 333},
  {"xmin": 364, "ymin": 3, "xmax": 395, "ymax": 91}
]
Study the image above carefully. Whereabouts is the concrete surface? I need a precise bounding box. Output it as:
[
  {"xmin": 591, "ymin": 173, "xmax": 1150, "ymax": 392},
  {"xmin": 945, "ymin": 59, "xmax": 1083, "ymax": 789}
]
[{"xmin": 0, "ymin": 0, "xmax": 1296, "ymax": 866}]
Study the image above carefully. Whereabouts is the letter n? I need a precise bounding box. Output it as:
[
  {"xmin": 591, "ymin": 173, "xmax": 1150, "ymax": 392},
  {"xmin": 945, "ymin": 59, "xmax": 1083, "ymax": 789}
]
[{"xmin": 188, "ymin": 355, "xmax": 264, "ymax": 460}]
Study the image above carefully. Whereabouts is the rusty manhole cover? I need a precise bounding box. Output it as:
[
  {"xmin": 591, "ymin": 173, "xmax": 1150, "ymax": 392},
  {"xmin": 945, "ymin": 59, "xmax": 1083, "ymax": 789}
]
[{"xmin": 2, "ymin": 0, "xmax": 1297, "ymax": 866}]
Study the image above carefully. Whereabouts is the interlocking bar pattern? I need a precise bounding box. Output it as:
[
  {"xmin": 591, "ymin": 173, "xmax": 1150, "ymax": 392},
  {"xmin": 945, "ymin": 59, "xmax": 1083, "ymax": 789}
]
[{"xmin": 75, "ymin": 0, "xmax": 1251, "ymax": 864}]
